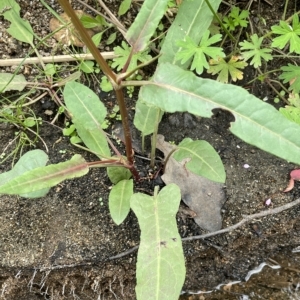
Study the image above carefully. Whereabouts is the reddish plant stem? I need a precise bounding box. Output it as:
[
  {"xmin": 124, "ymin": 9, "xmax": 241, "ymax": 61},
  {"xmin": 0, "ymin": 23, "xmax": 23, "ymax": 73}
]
[
  {"xmin": 57, "ymin": 0, "xmax": 115, "ymax": 81},
  {"xmin": 57, "ymin": 0, "xmax": 139, "ymax": 180}
]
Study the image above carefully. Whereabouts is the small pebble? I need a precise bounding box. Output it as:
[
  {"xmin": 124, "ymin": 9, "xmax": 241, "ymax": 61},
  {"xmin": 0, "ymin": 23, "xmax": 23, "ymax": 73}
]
[{"xmin": 265, "ymin": 198, "xmax": 272, "ymax": 206}]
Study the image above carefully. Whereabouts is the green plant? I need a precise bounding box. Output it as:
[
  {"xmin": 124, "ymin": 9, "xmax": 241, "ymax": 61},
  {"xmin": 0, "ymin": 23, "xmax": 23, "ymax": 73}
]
[
  {"xmin": 279, "ymin": 63, "xmax": 300, "ymax": 93},
  {"xmin": 175, "ymin": 30, "xmax": 225, "ymax": 75},
  {"xmin": 2, "ymin": 1, "xmax": 300, "ymax": 300},
  {"xmin": 279, "ymin": 92, "xmax": 300, "ymax": 125},
  {"xmin": 222, "ymin": 6, "xmax": 249, "ymax": 31},
  {"xmin": 271, "ymin": 13, "xmax": 300, "ymax": 54},
  {"xmin": 0, "ymin": 102, "xmax": 44, "ymax": 165},
  {"xmin": 207, "ymin": 55, "xmax": 247, "ymax": 83},
  {"xmin": 239, "ymin": 34, "xmax": 273, "ymax": 68}
]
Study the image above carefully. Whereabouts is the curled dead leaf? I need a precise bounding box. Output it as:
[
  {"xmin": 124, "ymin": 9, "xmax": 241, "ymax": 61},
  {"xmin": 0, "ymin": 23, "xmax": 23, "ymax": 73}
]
[
  {"xmin": 156, "ymin": 134, "xmax": 225, "ymax": 232},
  {"xmin": 49, "ymin": 10, "xmax": 98, "ymax": 47},
  {"xmin": 283, "ymin": 169, "xmax": 300, "ymax": 192}
]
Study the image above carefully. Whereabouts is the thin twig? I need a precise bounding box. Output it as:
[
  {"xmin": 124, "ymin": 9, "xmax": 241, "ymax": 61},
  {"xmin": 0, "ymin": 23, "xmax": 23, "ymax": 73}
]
[
  {"xmin": 109, "ymin": 197, "xmax": 300, "ymax": 259},
  {"xmin": 76, "ymin": 0, "xmax": 127, "ymax": 35},
  {"xmin": 0, "ymin": 52, "xmax": 117, "ymax": 67},
  {"xmin": 22, "ymin": 198, "xmax": 300, "ymax": 271},
  {"xmin": 96, "ymin": 0, "xmax": 127, "ymax": 38},
  {"xmin": 182, "ymin": 197, "xmax": 300, "ymax": 242},
  {"xmin": 108, "ymin": 246, "xmax": 139, "ymax": 260}
]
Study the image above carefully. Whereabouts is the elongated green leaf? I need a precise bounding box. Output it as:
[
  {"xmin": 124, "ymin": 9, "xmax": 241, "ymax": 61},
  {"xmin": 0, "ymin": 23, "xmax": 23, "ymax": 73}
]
[
  {"xmin": 0, "ymin": 155, "xmax": 88, "ymax": 195},
  {"xmin": 173, "ymin": 138, "xmax": 225, "ymax": 183},
  {"xmin": 134, "ymin": 100, "xmax": 163, "ymax": 136},
  {"xmin": 63, "ymin": 81, "xmax": 110, "ymax": 157},
  {"xmin": 141, "ymin": 63, "xmax": 300, "ymax": 165},
  {"xmin": 126, "ymin": 0, "xmax": 169, "ymax": 52},
  {"xmin": 109, "ymin": 179, "xmax": 133, "ymax": 225},
  {"xmin": 74, "ymin": 122, "xmax": 110, "ymax": 159},
  {"xmin": 64, "ymin": 81, "xmax": 107, "ymax": 128},
  {"xmin": 0, "ymin": 73, "xmax": 27, "ymax": 93},
  {"xmin": 0, "ymin": 0, "xmax": 33, "ymax": 44},
  {"xmin": 118, "ymin": 0, "xmax": 132, "ymax": 16},
  {"xmin": 130, "ymin": 184, "xmax": 185, "ymax": 300},
  {"xmin": 159, "ymin": 0, "xmax": 221, "ymax": 66},
  {"xmin": 0, "ymin": 150, "xmax": 49, "ymax": 198},
  {"xmin": 107, "ymin": 165, "xmax": 132, "ymax": 184}
]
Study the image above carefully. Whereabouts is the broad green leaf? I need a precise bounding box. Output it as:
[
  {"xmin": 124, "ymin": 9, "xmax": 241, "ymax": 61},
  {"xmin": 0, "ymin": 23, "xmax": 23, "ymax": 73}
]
[
  {"xmin": 107, "ymin": 165, "xmax": 132, "ymax": 184},
  {"xmin": 159, "ymin": 0, "xmax": 222, "ymax": 66},
  {"xmin": 64, "ymin": 81, "xmax": 107, "ymax": 129},
  {"xmin": 80, "ymin": 14, "xmax": 107, "ymax": 28},
  {"xmin": 0, "ymin": 149, "xmax": 49, "ymax": 198},
  {"xmin": 79, "ymin": 61, "xmax": 94, "ymax": 73},
  {"xmin": 173, "ymin": 138, "xmax": 225, "ymax": 183},
  {"xmin": 118, "ymin": 0, "xmax": 132, "ymax": 16},
  {"xmin": 134, "ymin": 100, "xmax": 163, "ymax": 136},
  {"xmin": 23, "ymin": 117, "xmax": 36, "ymax": 127},
  {"xmin": 130, "ymin": 184, "xmax": 185, "ymax": 300},
  {"xmin": 0, "ymin": 73, "xmax": 27, "ymax": 93},
  {"xmin": 0, "ymin": 154, "xmax": 88, "ymax": 196},
  {"xmin": 0, "ymin": 0, "xmax": 33, "ymax": 44},
  {"xmin": 100, "ymin": 76, "xmax": 113, "ymax": 92},
  {"xmin": 92, "ymin": 32, "xmax": 104, "ymax": 47},
  {"xmin": 126, "ymin": 0, "xmax": 169, "ymax": 52},
  {"xmin": 45, "ymin": 64, "xmax": 57, "ymax": 76},
  {"xmin": 109, "ymin": 179, "xmax": 133, "ymax": 225},
  {"xmin": 106, "ymin": 32, "xmax": 117, "ymax": 45},
  {"xmin": 70, "ymin": 135, "xmax": 82, "ymax": 144},
  {"xmin": 207, "ymin": 56, "xmax": 247, "ymax": 83},
  {"xmin": 271, "ymin": 14, "xmax": 300, "ymax": 54},
  {"xmin": 140, "ymin": 63, "xmax": 300, "ymax": 165},
  {"xmin": 63, "ymin": 124, "xmax": 76, "ymax": 136},
  {"xmin": 279, "ymin": 64, "xmax": 300, "ymax": 93},
  {"xmin": 63, "ymin": 81, "xmax": 110, "ymax": 158},
  {"xmin": 239, "ymin": 34, "xmax": 273, "ymax": 68},
  {"xmin": 74, "ymin": 122, "xmax": 110, "ymax": 159}
]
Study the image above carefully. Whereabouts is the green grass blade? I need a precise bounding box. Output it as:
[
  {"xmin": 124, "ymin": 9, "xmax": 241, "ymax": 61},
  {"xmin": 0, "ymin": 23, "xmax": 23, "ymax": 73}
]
[{"xmin": 141, "ymin": 63, "xmax": 300, "ymax": 165}]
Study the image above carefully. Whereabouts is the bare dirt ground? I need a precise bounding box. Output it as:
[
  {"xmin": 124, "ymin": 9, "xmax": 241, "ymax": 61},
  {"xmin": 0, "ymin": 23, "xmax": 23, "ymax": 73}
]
[{"xmin": 0, "ymin": 0, "xmax": 300, "ymax": 299}]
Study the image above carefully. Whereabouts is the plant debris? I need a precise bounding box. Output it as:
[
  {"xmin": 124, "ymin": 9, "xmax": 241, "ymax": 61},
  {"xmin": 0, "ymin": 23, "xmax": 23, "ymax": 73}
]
[
  {"xmin": 49, "ymin": 10, "xmax": 99, "ymax": 47},
  {"xmin": 156, "ymin": 134, "xmax": 226, "ymax": 232}
]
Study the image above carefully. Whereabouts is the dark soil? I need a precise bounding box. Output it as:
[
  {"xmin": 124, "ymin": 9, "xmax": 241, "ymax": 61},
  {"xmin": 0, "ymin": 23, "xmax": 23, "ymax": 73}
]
[{"xmin": 1, "ymin": 0, "xmax": 300, "ymax": 299}]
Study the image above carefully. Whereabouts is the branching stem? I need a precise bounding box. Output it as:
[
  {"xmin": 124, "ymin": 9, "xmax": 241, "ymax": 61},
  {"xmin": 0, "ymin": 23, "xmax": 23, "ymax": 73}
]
[{"xmin": 57, "ymin": 0, "xmax": 139, "ymax": 180}]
